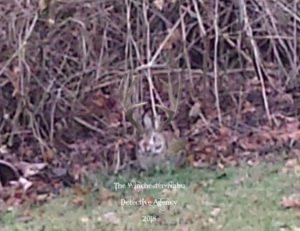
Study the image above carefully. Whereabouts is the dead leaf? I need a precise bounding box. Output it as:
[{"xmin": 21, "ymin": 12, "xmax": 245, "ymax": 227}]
[
  {"xmin": 162, "ymin": 188, "xmax": 177, "ymax": 196},
  {"xmin": 208, "ymin": 217, "xmax": 216, "ymax": 224},
  {"xmin": 39, "ymin": 0, "xmax": 47, "ymax": 11},
  {"xmin": 73, "ymin": 196, "xmax": 84, "ymax": 206},
  {"xmin": 103, "ymin": 212, "xmax": 120, "ymax": 224},
  {"xmin": 48, "ymin": 18, "xmax": 55, "ymax": 26},
  {"xmin": 35, "ymin": 194, "xmax": 48, "ymax": 202},
  {"xmin": 133, "ymin": 186, "xmax": 144, "ymax": 193},
  {"xmin": 282, "ymin": 158, "xmax": 300, "ymax": 174},
  {"xmin": 80, "ymin": 217, "xmax": 89, "ymax": 223},
  {"xmin": 238, "ymin": 132, "xmax": 272, "ymax": 151},
  {"xmin": 285, "ymin": 159, "xmax": 298, "ymax": 168},
  {"xmin": 73, "ymin": 184, "xmax": 92, "ymax": 196},
  {"xmin": 98, "ymin": 189, "xmax": 115, "ymax": 204},
  {"xmin": 219, "ymin": 126, "xmax": 231, "ymax": 137},
  {"xmin": 189, "ymin": 102, "xmax": 202, "ymax": 117},
  {"xmin": 17, "ymin": 211, "xmax": 33, "ymax": 223},
  {"xmin": 192, "ymin": 159, "xmax": 209, "ymax": 168},
  {"xmin": 0, "ymin": 145, "xmax": 8, "ymax": 154},
  {"xmin": 281, "ymin": 196, "xmax": 300, "ymax": 209},
  {"xmin": 91, "ymin": 91, "xmax": 109, "ymax": 109},
  {"xmin": 144, "ymin": 196, "xmax": 155, "ymax": 206},
  {"xmin": 19, "ymin": 177, "xmax": 33, "ymax": 191},
  {"xmin": 193, "ymin": 183, "xmax": 201, "ymax": 193},
  {"xmin": 43, "ymin": 148, "xmax": 55, "ymax": 163},
  {"xmin": 242, "ymin": 101, "xmax": 256, "ymax": 114},
  {"xmin": 291, "ymin": 149, "xmax": 300, "ymax": 157},
  {"xmin": 210, "ymin": 207, "xmax": 221, "ymax": 217},
  {"xmin": 288, "ymin": 130, "xmax": 300, "ymax": 141},
  {"xmin": 154, "ymin": 0, "xmax": 164, "ymax": 10},
  {"xmin": 163, "ymin": 28, "xmax": 181, "ymax": 50}
]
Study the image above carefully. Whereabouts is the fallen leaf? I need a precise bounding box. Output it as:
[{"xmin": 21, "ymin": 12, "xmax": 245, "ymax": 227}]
[
  {"xmin": 192, "ymin": 159, "xmax": 209, "ymax": 168},
  {"xmin": 43, "ymin": 148, "xmax": 55, "ymax": 163},
  {"xmin": 285, "ymin": 159, "xmax": 298, "ymax": 168},
  {"xmin": 193, "ymin": 183, "xmax": 201, "ymax": 193},
  {"xmin": 80, "ymin": 217, "xmax": 89, "ymax": 224},
  {"xmin": 282, "ymin": 159, "xmax": 300, "ymax": 174},
  {"xmin": 73, "ymin": 196, "xmax": 84, "ymax": 206},
  {"xmin": 154, "ymin": 0, "xmax": 164, "ymax": 10},
  {"xmin": 281, "ymin": 196, "xmax": 300, "ymax": 209},
  {"xmin": 39, "ymin": 0, "xmax": 49, "ymax": 11},
  {"xmin": 242, "ymin": 101, "xmax": 256, "ymax": 114},
  {"xmin": 144, "ymin": 196, "xmax": 155, "ymax": 206},
  {"xmin": 162, "ymin": 188, "xmax": 177, "ymax": 196},
  {"xmin": 48, "ymin": 18, "xmax": 55, "ymax": 25},
  {"xmin": 133, "ymin": 186, "xmax": 144, "ymax": 193},
  {"xmin": 19, "ymin": 177, "xmax": 33, "ymax": 191},
  {"xmin": 91, "ymin": 91, "xmax": 109, "ymax": 109},
  {"xmin": 0, "ymin": 145, "xmax": 8, "ymax": 154},
  {"xmin": 163, "ymin": 28, "xmax": 181, "ymax": 50},
  {"xmin": 73, "ymin": 185, "xmax": 92, "ymax": 196},
  {"xmin": 98, "ymin": 189, "xmax": 115, "ymax": 204},
  {"xmin": 35, "ymin": 194, "xmax": 48, "ymax": 202},
  {"xmin": 189, "ymin": 102, "xmax": 202, "ymax": 117},
  {"xmin": 103, "ymin": 212, "xmax": 120, "ymax": 224},
  {"xmin": 210, "ymin": 207, "xmax": 221, "ymax": 217},
  {"xmin": 208, "ymin": 217, "xmax": 216, "ymax": 224},
  {"xmin": 17, "ymin": 212, "xmax": 33, "ymax": 223}
]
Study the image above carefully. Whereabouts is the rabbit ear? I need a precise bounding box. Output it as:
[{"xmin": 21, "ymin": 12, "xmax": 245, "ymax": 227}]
[
  {"xmin": 154, "ymin": 115, "xmax": 161, "ymax": 130},
  {"xmin": 143, "ymin": 113, "xmax": 153, "ymax": 130}
]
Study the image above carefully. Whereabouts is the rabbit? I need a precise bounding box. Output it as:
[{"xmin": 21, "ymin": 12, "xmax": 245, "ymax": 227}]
[
  {"xmin": 136, "ymin": 114, "xmax": 186, "ymax": 171},
  {"xmin": 120, "ymin": 74, "xmax": 184, "ymax": 171}
]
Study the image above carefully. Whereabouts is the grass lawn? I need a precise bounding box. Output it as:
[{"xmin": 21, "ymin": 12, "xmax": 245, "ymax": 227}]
[{"xmin": 1, "ymin": 162, "xmax": 300, "ymax": 231}]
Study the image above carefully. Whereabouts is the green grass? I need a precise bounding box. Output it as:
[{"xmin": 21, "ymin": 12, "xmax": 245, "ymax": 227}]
[{"xmin": 1, "ymin": 163, "xmax": 300, "ymax": 231}]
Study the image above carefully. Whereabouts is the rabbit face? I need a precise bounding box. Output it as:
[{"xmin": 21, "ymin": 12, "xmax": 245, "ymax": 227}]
[
  {"xmin": 138, "ymin": 131, "xmax": 166, "ymax": 156},
  {"xmin": 137, "ymin": 128, "xmax": 185, "ymax": 170},
  {"xmin": 137, "ymin": 131, "xmax": 167, "ymax": 170}
]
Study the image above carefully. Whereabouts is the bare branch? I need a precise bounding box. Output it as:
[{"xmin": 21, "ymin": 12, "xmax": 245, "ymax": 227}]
[
  {"xmin": 157, "ymin": 74, "xmax": 182, "ymax": 132},
  {"xmin": 120, "ymin": 75, "xmax": 146, "ymax": 133}
]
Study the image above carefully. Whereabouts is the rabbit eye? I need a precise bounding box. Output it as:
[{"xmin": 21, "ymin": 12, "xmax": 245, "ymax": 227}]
[{"xmin": 155, "ymin": 144, "xmax": 162, "ymax": 151}]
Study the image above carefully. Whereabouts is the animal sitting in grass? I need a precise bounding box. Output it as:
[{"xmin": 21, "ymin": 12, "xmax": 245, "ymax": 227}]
[{"xmin": 120, "ymin": 74, "xmax": 185, "ymax": 172}]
